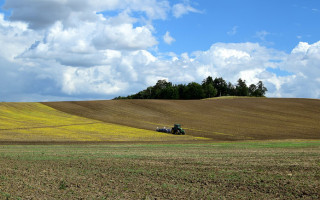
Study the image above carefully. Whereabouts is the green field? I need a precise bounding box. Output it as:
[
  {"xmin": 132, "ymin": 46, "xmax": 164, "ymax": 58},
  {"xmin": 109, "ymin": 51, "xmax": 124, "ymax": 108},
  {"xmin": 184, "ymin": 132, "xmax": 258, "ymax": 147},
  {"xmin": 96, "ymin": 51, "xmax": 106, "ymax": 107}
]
[{"xmin": 1, "ymin": 141, "xmax": 319, "ymax": 199}]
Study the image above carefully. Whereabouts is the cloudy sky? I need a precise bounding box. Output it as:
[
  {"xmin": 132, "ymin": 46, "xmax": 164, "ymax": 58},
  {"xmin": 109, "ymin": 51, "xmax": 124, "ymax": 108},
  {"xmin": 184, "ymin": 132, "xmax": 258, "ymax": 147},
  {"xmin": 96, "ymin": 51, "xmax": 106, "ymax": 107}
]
[{"xmin": 0, "ymin": 0, "xmax": 319, "ymax": 102}]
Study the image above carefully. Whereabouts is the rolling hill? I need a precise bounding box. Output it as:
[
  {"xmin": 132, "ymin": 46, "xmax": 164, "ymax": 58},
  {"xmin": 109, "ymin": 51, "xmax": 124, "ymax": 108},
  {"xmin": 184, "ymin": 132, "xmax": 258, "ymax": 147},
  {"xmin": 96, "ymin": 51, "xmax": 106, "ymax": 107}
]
[
  {"xmin": 42, "ymin": 98, "xmax": 320, "ymax": 141},
  {"xmin": 0, "ymin": 102, "xmax": 205, "ymax": 143}
]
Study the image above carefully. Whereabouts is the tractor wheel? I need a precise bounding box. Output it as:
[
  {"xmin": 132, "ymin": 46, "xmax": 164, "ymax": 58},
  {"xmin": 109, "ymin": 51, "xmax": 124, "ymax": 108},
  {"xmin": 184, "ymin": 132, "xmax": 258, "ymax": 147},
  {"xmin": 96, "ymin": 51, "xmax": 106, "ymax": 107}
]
[
  {"xmin": 182, "ymin": 132, "xmax": 185, "ymax": 135},
  {"xmin": 177, "ymin": 130, "xmax": 181, "ymax": 135}
]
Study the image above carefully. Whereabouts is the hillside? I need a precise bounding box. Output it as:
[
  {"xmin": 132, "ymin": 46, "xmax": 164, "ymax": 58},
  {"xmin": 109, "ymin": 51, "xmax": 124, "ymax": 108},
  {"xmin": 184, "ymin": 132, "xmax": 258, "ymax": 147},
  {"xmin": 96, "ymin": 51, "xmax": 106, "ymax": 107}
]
[
  {"xmin": 0, "ymin": 102, "xmax": 204, "ymax": 142},
  {"xmin": 43, "ymin": 98, "xmax": 320, "ymax": 141}
]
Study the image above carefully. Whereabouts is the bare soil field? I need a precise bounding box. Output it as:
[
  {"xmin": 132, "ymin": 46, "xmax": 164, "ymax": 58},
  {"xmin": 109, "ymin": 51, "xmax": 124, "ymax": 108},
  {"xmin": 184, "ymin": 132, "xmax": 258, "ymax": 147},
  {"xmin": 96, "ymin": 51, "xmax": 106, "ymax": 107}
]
[
  {"xmin": 44, "ymin": 98, "xmax": 320, "ymax": 141},
  {"xmin": 0, "ymin": 141, "xmax": 319, "ymax": 199}
]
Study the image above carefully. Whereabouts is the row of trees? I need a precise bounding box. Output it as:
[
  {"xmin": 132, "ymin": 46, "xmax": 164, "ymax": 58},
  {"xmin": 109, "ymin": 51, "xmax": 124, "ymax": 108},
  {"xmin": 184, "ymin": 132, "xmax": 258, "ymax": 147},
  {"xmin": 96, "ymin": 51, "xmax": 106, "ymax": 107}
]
[{"xmin": 114, "ymin": 76, "xmax": 267, "ymax": 100}]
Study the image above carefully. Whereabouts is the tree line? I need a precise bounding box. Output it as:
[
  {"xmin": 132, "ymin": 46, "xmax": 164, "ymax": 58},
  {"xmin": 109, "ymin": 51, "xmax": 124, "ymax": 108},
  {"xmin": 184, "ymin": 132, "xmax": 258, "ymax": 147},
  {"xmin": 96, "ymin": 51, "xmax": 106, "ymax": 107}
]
[{"xmin": 114, "ymin": 76, "xmax": 267, "ymax": 100}]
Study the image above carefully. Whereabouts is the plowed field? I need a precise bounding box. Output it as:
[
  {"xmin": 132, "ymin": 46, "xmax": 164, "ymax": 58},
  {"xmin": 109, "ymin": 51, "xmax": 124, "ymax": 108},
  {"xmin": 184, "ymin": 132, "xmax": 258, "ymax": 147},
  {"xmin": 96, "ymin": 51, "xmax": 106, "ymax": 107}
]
[
  {"xmin": 1, "ymin": 98, "xmax": 319, "ymax": 199},
  {"xmin": 0, "ymin": 102, "xmax": 205, "ymax": 142},
  {"xmin": 44, "ymin": 98, "xmax": 320, "ymax": 141}
]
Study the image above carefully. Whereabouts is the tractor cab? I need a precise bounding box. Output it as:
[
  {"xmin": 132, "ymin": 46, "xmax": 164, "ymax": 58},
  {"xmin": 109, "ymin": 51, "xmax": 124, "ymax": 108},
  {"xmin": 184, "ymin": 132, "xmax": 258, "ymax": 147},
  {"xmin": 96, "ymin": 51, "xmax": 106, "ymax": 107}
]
[
  {"xmin": 174, "ymin": 124, "xmax": 181, "ymax": 129},
  {"xmin": 171, "ymin": 124, "xmax": 185, "ymax": 135}
]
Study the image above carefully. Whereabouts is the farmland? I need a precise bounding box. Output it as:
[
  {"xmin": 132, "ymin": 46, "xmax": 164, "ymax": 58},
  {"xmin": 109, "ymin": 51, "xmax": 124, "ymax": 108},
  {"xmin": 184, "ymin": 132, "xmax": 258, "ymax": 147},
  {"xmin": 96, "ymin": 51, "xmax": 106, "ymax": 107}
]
[
  {"xmin": 0, "ymin": 141, "xmax": 319, "ymax": 199},
  {"xmin": 0, "ymin": 102, "xmax": 205, "ymax": 142},
  {"xmin": 0, "ymin": 98, "xmax": 318, "ymax": 143},
  {"xmin": 44, "ymin": 98, "xmax": 320, "ymax": 141},
  {"xmin": 0, "ymin": 98, "xmax": 319, "ymax": 199}
]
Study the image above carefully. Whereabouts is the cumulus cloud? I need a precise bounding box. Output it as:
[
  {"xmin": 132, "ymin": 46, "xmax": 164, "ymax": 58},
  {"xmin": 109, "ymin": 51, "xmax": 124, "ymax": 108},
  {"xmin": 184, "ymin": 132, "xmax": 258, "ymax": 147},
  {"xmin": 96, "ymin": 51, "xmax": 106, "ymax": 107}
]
[
  {"xmin": 61, "ymin": 66, "xmax": 128, "ymax": 95},
  {"xmin": 163, "ymin": 31, "xmax": 175, "ymax": 45},
  {"xmin": 0, "ymin": 14, "xmax": 40, "ymax": 61},
  {"xmin": 3, "ymin": 0, "xmax": 171, "ymax": 29},
  {"xmin": 277, "ymin": 41, "xmax": 320, "ymax": 98},
  {"xmin": 0, "ymin": 1, "xmax": 319, "ymax": 102},
  {"xmin": 17, "ymin": 10, "xmax": 158, "ymax": 67},
  {"xmin": 3, "ymin": 0, "xmax": 90, "ymax": 29}
]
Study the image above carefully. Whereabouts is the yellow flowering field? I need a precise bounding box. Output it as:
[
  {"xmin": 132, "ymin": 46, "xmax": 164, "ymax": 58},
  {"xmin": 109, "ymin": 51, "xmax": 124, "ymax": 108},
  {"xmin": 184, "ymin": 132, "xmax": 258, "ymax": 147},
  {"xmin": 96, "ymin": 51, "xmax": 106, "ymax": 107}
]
[{"xmin": 0, "ymin": 102, "xmax": 207, "ymax": 142}]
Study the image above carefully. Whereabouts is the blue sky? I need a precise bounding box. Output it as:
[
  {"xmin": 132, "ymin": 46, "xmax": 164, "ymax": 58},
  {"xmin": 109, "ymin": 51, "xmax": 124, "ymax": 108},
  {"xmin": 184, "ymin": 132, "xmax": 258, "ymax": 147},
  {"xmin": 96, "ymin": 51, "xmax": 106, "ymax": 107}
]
[
  {"xmin": 154, "ymin": 0, "xmax": 320, "ymax": 53},
  {"xmin": 0, "ymin": 0, "xmax": 319, "ymax": 101}
]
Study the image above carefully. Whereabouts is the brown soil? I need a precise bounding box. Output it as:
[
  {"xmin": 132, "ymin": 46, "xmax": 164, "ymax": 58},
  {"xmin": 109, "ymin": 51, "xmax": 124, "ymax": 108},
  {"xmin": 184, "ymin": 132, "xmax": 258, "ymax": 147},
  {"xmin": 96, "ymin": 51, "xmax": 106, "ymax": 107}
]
[
  {"xmin": 43, "ymin": 98, "xmax": 320, "ymax": 141},
  {"xmin": 0, "ymin": 143, "xmax": 319, "ymax": 199}
]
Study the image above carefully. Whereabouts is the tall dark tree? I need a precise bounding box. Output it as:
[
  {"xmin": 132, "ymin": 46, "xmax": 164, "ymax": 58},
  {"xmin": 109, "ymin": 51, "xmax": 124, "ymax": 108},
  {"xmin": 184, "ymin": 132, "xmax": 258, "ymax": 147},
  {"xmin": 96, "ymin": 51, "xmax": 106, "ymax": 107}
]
[
  {"xmin": 213, "ymin": 77, "xmax": 228, "ymax": 96},
  {"xmin": 154, "ymin": 80, "xmax": 171, "ymax": 89},
  {"xmin": 236, "ymin": 78, "xmax": 249, "ymax": 96},
  {"xmin": 227, "ymin": 82, "xmax": 236, "ymax": 96},
  {"xmin": 202, "ymin": 76, "xmax": 214, "ymax": 86},
  {"xmin": 248, "ymin": 84, "xmax": 257, "ymax": 96},
  {"xmin": 256, "ymin": 81, "xmax": 268, "ymax": 97},
  {"xmin": 177, "ymin": 84, "xmax": 188, "ymax": 99},
  {"xmin": 248, "ymin": 81, "xmax": 268, "ymax": 97},
  {"xmin": 203, "ymin": 84, "xmax": 217, "ymax": 98},
  {"xmin": 162, "ymin": 85, "xmax": 179, "ymax": 99},
  {"xmin": 153, "ymin": 80, "xmax": 172, "ymax": 99},
  {"xmin": 202, "ymin": 76, "xmax": 217, "ymax": 98},
  {"xmin": 185, "ymin": 82, "xmax": 205, "ymax": 99}
]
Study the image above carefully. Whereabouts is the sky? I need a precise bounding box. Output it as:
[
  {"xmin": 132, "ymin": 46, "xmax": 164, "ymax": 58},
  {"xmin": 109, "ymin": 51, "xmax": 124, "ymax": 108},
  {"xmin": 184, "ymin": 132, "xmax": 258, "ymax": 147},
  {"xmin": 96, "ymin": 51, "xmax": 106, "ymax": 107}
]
[{"xmin": 0, "ymin": 0, "xmax": 319, "ymax": 102}]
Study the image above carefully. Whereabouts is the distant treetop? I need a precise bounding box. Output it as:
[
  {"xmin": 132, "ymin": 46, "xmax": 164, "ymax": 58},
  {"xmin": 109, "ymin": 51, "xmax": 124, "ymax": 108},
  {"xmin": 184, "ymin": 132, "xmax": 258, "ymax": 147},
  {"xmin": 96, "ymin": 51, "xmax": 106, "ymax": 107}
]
[{"xmin": 114, "ymin": 76, "xmax": 267, "ymax": 100}]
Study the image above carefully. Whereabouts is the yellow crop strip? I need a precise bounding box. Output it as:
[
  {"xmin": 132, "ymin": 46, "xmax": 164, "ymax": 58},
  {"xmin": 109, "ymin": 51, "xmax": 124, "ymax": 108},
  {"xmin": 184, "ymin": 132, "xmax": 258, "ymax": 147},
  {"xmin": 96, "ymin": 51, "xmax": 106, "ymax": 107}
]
[{"xmin": 0, "ymin": 103, "xmax": 208, "ymax": 141}]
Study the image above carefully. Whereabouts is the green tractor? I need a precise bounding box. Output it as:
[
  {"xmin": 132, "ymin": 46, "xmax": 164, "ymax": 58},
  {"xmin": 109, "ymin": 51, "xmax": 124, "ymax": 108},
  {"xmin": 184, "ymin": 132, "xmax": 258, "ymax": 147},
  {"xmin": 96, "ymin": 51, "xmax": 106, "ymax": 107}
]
[{"xmin": 171, "ymin": 124, "xmax": 185, "ymax": 135}]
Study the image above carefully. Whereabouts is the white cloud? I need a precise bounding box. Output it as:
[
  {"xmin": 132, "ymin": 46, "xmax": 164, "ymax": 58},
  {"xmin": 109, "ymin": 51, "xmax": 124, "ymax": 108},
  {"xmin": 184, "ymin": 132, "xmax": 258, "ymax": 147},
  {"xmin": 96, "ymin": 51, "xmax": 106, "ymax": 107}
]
[
  {"xmin": 163, "ymin": 31, "xmax": 175, "ymax": 45},
  {"xmin": 18, "ymin": 14, "xmax": 157, "ymax": 67},
  {"xmin": 278, "ymin": 41, "xmax": 320, "ymax": 98},
  {"xmin": 0, "ymin": 1, "xmax": 320, "ymax": 101},
  {"xmin": 160, "ymin": 41, "xmax": 320, "ymax": 99},
  {"xmin": 172, "ymin": 3, "xmax": 201, "ymax": 18},
  {"xmin": 3, "ymin": 0, "xmax": 171, "ymax": 29},
  {"xmin": 92, "ymin": 23, "xmax": 157, "ymax": 50},
  {"xmin": 0, "ymin": 14, "xmax": 40, "ymax": 61},
  {"xmin": 290, "ymin": 42, "xmax": 311, "ymax": 54},
  {"xmin": 61, "ymin": 66, "xmax": 128, "ymax": 95}
]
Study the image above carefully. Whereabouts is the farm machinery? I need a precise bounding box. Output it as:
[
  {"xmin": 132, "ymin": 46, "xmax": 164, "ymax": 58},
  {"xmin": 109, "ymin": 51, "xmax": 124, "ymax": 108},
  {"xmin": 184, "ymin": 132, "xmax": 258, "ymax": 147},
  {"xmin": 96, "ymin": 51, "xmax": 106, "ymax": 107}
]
[{"xmin": 156, "ymin": 124, "xmax": 186, "ymax": 135}]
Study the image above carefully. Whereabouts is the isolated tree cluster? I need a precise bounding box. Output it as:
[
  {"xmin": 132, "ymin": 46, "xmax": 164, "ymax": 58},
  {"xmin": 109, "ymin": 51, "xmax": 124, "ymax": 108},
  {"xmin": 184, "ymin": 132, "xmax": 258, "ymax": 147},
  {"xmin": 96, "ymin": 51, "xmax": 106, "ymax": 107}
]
[{"xmin": 114, "ymin": 76, "xmax": 267, "ymax": 100}]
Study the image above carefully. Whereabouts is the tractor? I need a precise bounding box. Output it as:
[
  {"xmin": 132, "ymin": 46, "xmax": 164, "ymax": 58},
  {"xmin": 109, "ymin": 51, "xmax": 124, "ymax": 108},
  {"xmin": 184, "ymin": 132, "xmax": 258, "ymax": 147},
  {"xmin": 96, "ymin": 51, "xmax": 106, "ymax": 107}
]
[{"xmin": 171, "ymin": 124, "xmax": 185, "ymax": 135}]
